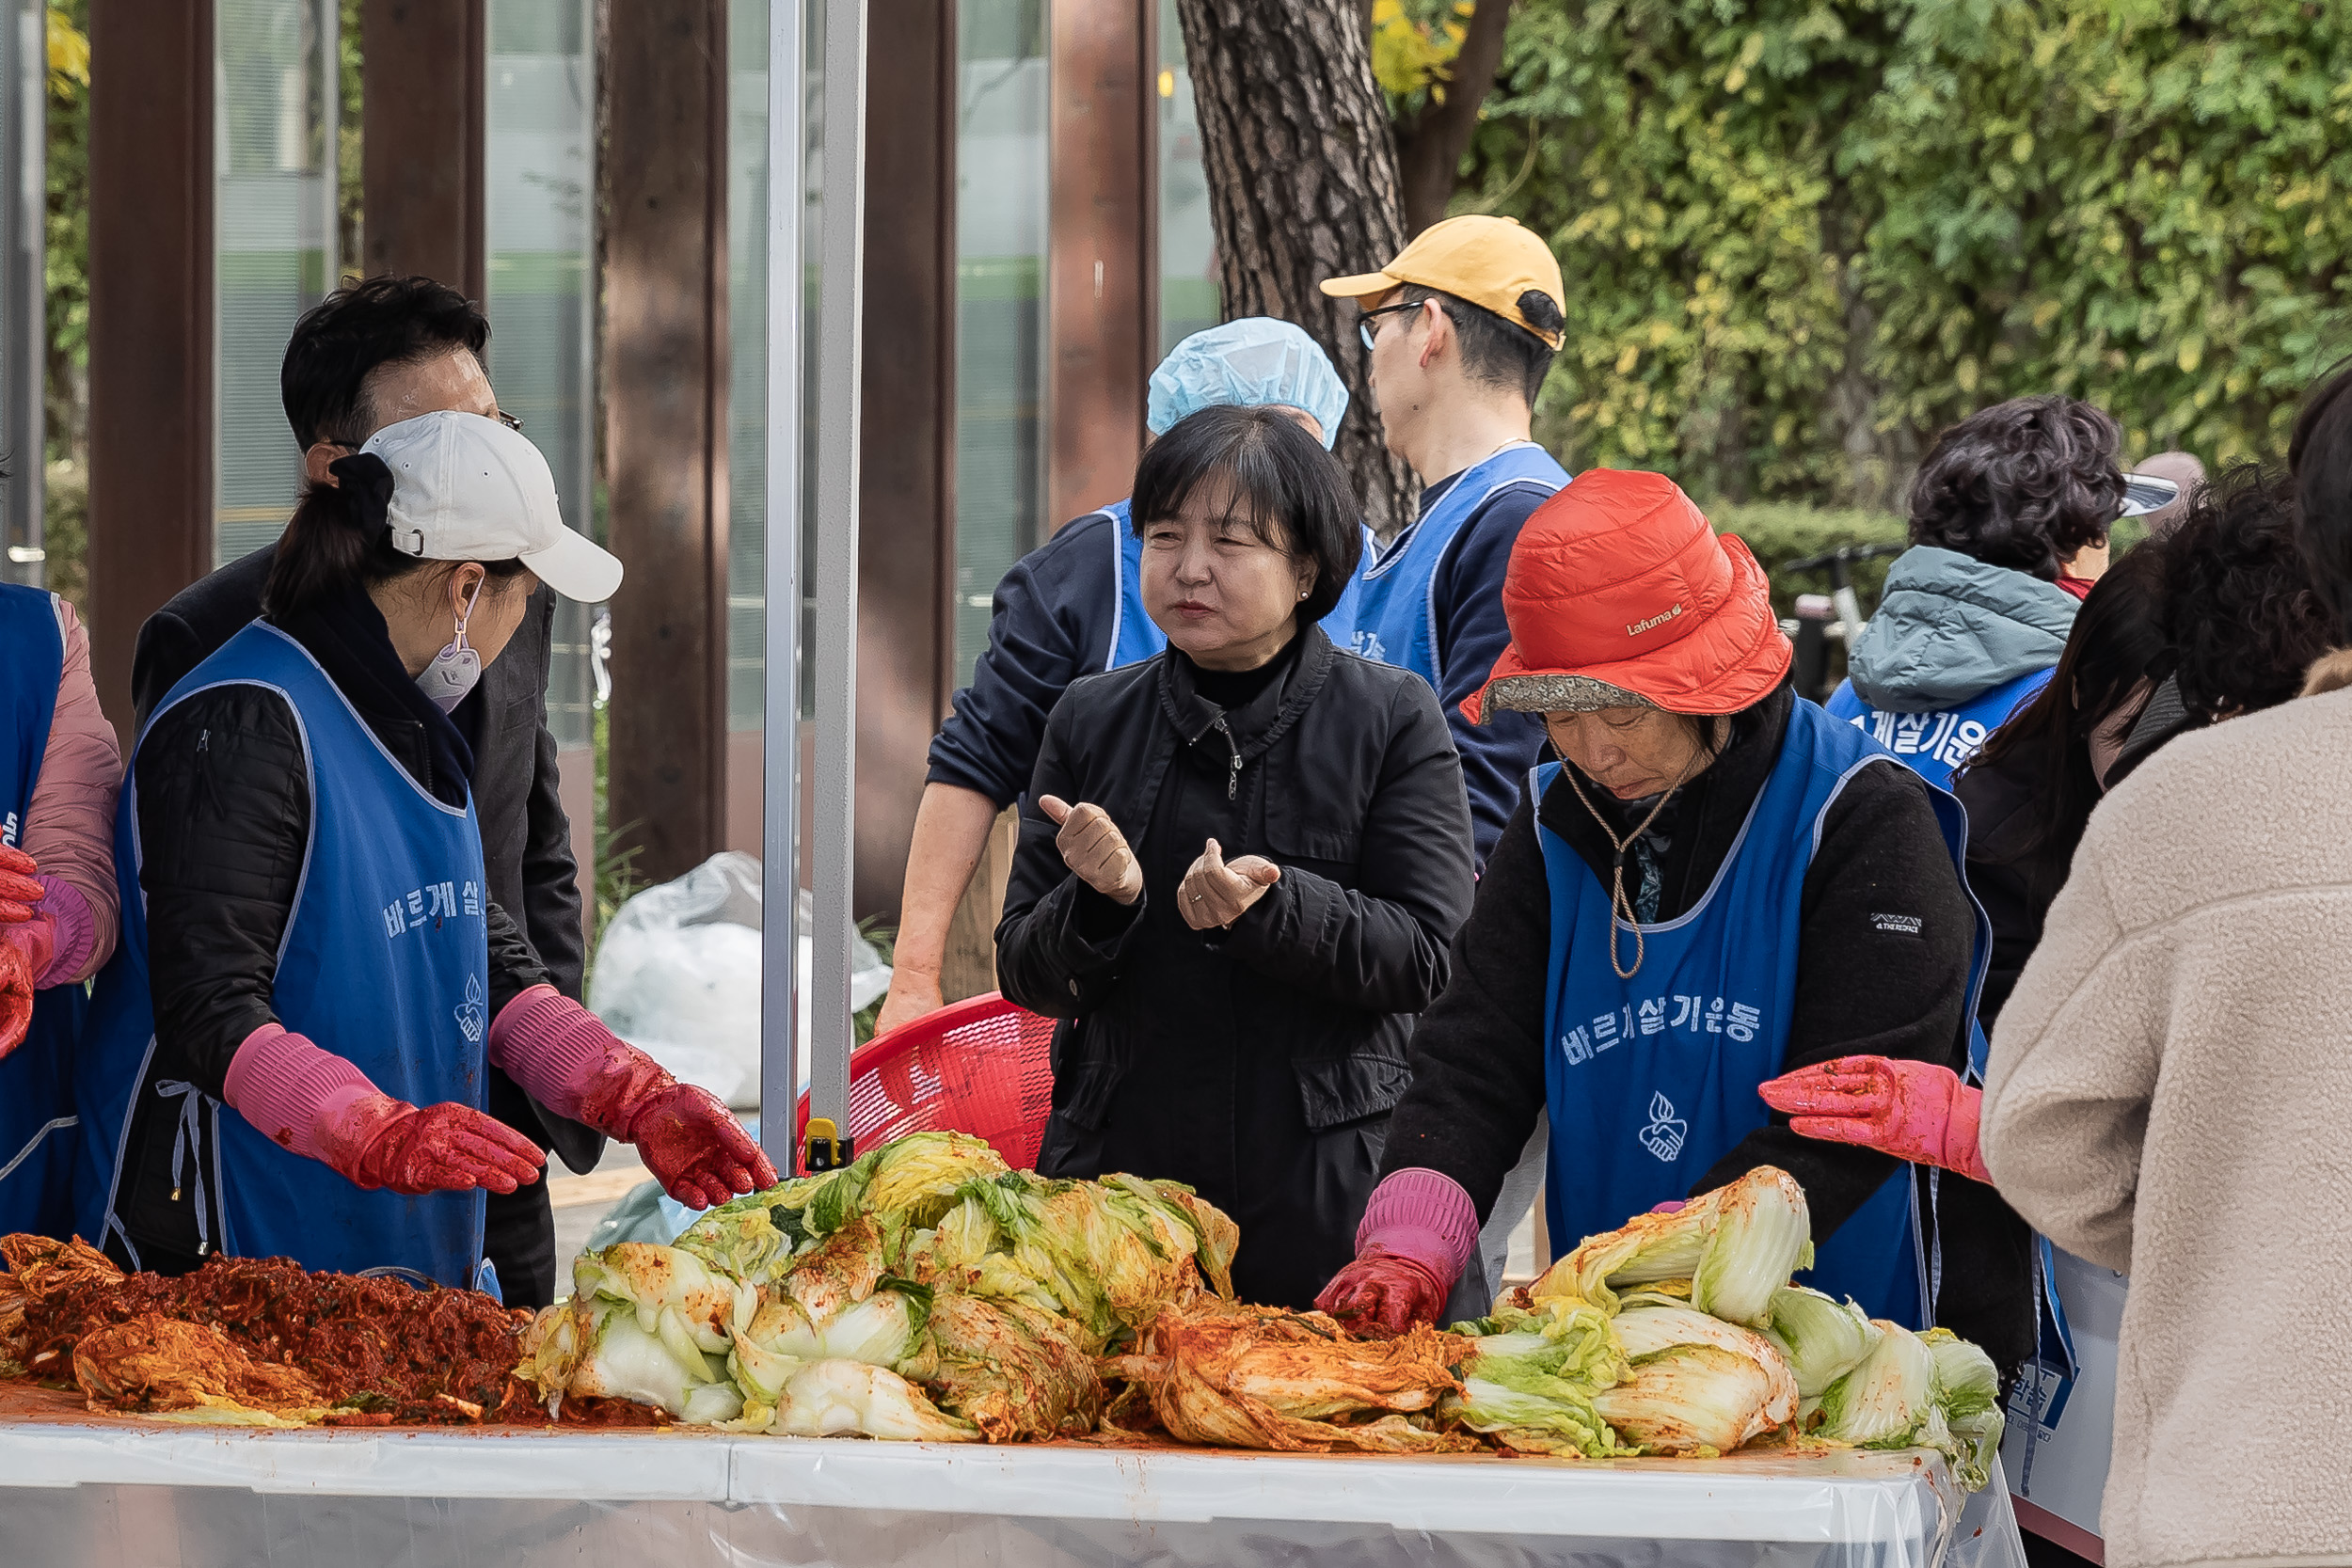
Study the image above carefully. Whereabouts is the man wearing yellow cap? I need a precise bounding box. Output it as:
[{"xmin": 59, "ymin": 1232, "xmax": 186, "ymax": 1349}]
[
  {"xmin": 1321, "ymin": 214, "xmax": 1570, "ymax": 1320},
  {"xmin": 1321, "ymin": 214, "xmax": 1570, "ymax": 867}
]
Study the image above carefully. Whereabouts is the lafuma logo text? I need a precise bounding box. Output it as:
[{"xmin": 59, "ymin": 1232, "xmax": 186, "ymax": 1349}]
[{"xmin": 1626, "ymin": 603, "xmax": 1683, "ymax": 637}]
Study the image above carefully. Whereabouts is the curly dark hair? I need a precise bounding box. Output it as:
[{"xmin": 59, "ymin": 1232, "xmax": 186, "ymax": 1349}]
[
  {"xmin": 1907, "ymin": 396, "xmax": 2126, "ymax": 579},
  {"xmin": 2158, "ymin": 463, "xmax": 2334, "ymax": 722}
]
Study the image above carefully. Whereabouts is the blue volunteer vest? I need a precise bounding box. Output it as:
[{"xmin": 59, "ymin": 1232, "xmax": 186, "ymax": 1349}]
[
  {"xmin": 78, "ymin": 622, "xmax": 493, "ymax": 1286},
  {"xmin": 1823, "ymin": 668, "xmax": 2052, "ymax": 791},
  {"xmin": 1335, "ymin": 442, "xmax": 1568, "ymax": 687},
  {"xmin": 0, "ymin": 583, "xmax": 80, "ymax": 1237},
  {"xmin": 1102, "ymin": 497, "xmax": 1375, "ymax": 671},
  {"xmin": 1535, "ymin": 700, "xmax": 1991, "ymax": 1326}
]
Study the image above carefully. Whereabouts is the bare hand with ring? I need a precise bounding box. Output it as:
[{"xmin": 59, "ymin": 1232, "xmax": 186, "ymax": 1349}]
[
  {"xmin": 1038, "ymin": 796, "xmax": 1144, "ymax": 905},
  {"xmin": 1178, "ymin": 837, "xmax": 1280, "ymax": 930}
]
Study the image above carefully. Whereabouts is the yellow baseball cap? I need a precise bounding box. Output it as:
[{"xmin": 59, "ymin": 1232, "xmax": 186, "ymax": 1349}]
[{"xmin": 1320, "ymin": 214, "xmax": 1566, "ymax": 350}]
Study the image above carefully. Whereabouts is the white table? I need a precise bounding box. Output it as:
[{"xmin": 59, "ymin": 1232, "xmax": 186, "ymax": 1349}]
[{"xmin": 0, "ymin": 1405, "xmax": 2027, "ymax": 1568}]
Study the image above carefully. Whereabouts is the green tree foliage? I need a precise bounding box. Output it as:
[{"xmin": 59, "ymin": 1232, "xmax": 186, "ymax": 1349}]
[{"xmin": 1461, "ymin": 0, "xmax": 2352, "ymax": 509}]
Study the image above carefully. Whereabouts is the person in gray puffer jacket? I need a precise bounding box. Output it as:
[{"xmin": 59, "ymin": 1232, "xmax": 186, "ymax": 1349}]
[{"xmin": 1826, "ymin": 395, "xmax": 2130, "ymax": 788}]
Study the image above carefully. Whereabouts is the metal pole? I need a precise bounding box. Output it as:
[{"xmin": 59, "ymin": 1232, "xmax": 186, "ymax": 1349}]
[
  {"xmin": 807, "ymin": 0, "xmax": 867, "ymax": 1148},
  {"xmin": 758, "ymin": 0, "xmax": 807, "ymax": 1173},
  {"xmin": 0, "ymin": 0, "xmax": 43, "ymax": 586}
]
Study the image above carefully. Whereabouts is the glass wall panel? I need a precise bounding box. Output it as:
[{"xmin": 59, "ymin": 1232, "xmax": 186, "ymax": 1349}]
[
  {"xmin": 1155, "ymin": 0, "xmax": 1216, "ymax": 357},
  {"xmin": 214, "ymin": 0, "xmax": 335, "ymax": 569},
  {"xmin": 485, "ymin": 0, "xmax": 596, "ymax": 747},
  {"xmin": 952, "ymin": 0, "xmax": 1046, "ymax": 686}
]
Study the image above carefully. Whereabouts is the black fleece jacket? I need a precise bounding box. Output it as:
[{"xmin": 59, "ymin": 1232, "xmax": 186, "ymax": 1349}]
[{"xmin": 1377, "ymin": 686, "xmax": 2035, "ymax": 1369}]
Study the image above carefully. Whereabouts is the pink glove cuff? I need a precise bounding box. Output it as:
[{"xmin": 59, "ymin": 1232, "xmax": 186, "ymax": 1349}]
[
  {"xmin": 487, "ymin": 984, "xmax": 619, "ymax": 1125},
  {"xmin": 222, "ymin": 1023, "xmax": 382, "ymax": 1164},
  {"xmin": 1943, "ymin": 1086, "xmax": 1993, "ymax": 1185},
  {"xmin": 1355, "ymin": 1167, "xmax": 1480, "ymax": 1284},
  {"xmin": 30, "ymin": 874, "xmax": 91, "ymax": 989}
]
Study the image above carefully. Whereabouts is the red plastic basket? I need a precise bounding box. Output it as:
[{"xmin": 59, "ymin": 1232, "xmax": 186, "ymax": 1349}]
[{"xmin": 793, "ymin": 992, "xmax": 1057, "ymax": 1172}]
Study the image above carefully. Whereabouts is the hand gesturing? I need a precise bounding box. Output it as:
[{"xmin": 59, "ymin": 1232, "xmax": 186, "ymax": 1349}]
[
  {"xmin": 1038, "ymin": 795, "xmax": 1143, "ymax": 905},
  {"xmin": 1178, "ymin": 837, "xmax": 1280, "ymax": 930}
]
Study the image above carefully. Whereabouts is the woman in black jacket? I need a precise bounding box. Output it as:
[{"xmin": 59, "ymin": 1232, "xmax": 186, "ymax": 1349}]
[
  {"xmin": 994, "ymin": 405, "xmax": 1475, "ymax": 1309},
  {"xmin": 78, "ymin": 411, "xmax": 770, "ymax": 1291}
]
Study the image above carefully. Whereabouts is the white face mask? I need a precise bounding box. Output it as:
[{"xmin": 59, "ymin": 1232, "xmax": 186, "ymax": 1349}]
[{"xmin": 416, "ymin": 577, "xmax": 485, "ymax": 714}]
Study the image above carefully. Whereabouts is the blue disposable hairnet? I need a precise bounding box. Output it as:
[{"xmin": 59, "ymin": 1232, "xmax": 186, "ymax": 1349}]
[{"xmin": 1145, "ymin": 318, "xmax": 1349, "ymax": 450}]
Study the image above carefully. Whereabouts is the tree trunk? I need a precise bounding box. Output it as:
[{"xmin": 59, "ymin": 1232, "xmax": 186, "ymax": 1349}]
[
  {"xmin": 1173, "ymin": 0, "xmax": 1418, "ymax": 535},
  {"xmin": 1392, "ymin": 0, "xmax": 1518, "ymax": 236}
]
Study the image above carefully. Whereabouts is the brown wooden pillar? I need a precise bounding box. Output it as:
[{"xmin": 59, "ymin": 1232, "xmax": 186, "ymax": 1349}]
[
  {"xmin": 87, "ymin": 2, "xmax": 215, "ymax": 744},
  {"xmin": 1046, "ymin": 1, "xmax": 1156, "ymax": 527},
  {"xmin": 361, "ymin": 0, "xmax": 487, "ymax": 296},
  {"xmin": 604, "ymin": 0, "xmax": 729, "ymax": 887},
  {"xmin": 851, "ymin": 0, "xmax": 959, "ymax": 918}
]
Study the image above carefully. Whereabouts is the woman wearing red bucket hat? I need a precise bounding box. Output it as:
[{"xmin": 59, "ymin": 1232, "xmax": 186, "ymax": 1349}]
[{"xmin": 1317, "ymin": 470, "xmax": 2030, "ymax": 1370}]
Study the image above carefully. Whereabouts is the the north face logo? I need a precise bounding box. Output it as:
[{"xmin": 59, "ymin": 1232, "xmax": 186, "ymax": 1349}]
[{"xmin": 1639, "ymin": 1091, "xmax": 1687, "ymax": 1163}]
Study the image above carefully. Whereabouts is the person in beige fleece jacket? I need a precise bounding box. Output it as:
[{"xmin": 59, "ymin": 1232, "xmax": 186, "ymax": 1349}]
[{"xmin": 1984, "ymin": 362, "xmax": 2352, "ymax": 1568}]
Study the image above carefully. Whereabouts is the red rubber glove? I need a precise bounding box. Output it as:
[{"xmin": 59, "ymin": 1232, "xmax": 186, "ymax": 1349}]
[
  {"xmin": 321, "ymin": 1095, "xmax": 548, "ymax": 1196},
  {"xmin": 489, "ymin": 987, "xmax": 776, "ymax": 1209},
  {"xmin": 0, "ymin": 845, "xmax": 41, "ymax": 923},
  {"xmin": 1758, "ymin": 1055, "xmax": 1993, "ymax": 1185},
  {"xmin": 0, "ymin": 938, "xmax": 31, "ymax": 1056},
  {"xmin": 224, "ymin": 1024, "xmax": 545, "ymax": 1196},
  {"xmin": 1316, "ymin": 1251, "xmax": 1453, "ymax": 1334}
]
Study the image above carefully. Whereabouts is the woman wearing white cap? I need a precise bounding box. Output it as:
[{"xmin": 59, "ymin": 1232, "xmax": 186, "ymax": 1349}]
[{"xmin": 77, "ymin": 411, "xmax": 772, "ymax": 1291}]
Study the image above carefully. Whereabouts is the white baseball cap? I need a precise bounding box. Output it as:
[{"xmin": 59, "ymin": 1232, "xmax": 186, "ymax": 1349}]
[{"xmin": 361, "ymin": 409, "xmax": 625, "ymax": 604}]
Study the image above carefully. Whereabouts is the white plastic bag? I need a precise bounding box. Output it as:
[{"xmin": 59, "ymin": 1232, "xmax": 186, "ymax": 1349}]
[{"xmin": 586, "ymin": 852, "xmax": 890, "ymax": 1110}]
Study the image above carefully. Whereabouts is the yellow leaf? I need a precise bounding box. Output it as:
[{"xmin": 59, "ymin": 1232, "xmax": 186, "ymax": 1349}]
[
  {"xmin": 46, "ymin": 8, "xmax": 87, "ymax": 91},
  {"xmin": 1739, "ymin": 31, "xmax": 1767, "ymax": 68},
  {"xmin": 1956, "ymin": 357, "xmax": 1980, "ymax": 394},
  {"xmin": 2031, "ymin": 299, "xmax": 2061, "ymax": 332},
  {"xmin": 2177, "ymin": 339, "xmax": 2202, "ymax": 374},
  {"xmin": 2010, "ymin": 133, "xmax": 2034, "ymax": 164},
  {"xmin": 1616, "ymin": 344, "xmax": 1641, "ymax": 374},
  {"xmin": 1724, "ymin": 66, "xmax": 1747, "ymax": 94}
]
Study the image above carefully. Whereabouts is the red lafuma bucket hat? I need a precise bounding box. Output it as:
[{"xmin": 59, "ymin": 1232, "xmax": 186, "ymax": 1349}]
[{"xmin": 1468, "ymin": 469, "xmax": 1791, "ymax": 722}]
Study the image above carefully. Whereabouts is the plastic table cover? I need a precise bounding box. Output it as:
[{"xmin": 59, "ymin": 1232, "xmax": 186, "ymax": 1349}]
[{"xmin": 0, "ymin": 1413, "xmax": 2029, "ymax": 1568}]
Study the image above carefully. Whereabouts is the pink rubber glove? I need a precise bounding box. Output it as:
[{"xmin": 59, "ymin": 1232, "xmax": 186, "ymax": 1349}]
[
  {"xmin": 224, "ymin": 1024, "xmax": 546, "ymax": 1196},
  {"xmin": 1314, "ymin": 1168, "xmax": 1479, "ymax": 1332},
  {"xmin": 0, "ymin": 845, "xmax": 40, "ymax": 922},
  {"xmin": 0, "ymin": 939, "xmax": 30, "ymax": 1056},
  {"xmin": 490, "ymin": 986, "xmax": 777, "ymax": 1209},
  {"xmin": 1758, "ymin": 1055, "xmax": 1993, "ymax": 1185}
]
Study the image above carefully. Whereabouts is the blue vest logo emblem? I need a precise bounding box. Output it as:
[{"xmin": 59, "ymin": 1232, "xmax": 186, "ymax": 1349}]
[
  {"xmin": 1640, "ymin": 1092, "xmax": 1687, "ymax": 1163},
  {"xmin": 454, "ymin": 974, "xmax": 485, "ymax": 1045}
]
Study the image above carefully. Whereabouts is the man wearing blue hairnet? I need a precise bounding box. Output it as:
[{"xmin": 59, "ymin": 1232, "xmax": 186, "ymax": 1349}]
[{"xmin": 875, "ymin": 319, "xmax": 1363, "ymax": 1034}]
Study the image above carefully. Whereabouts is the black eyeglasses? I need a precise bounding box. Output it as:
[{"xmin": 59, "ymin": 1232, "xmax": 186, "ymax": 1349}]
[{"xmin": 1357, "ymin": 300, "xmax": 1422, "ymax": 352}]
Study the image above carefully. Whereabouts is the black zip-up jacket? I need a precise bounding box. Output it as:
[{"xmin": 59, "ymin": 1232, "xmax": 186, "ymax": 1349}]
[
  {"xmin": 108, "ymin": 592, "xmax": 552, "ymax": 1271},
  {"xmin": 995, "ymin": 626, "xmax": 1476, "ymax": 1308},
  {"xmin": 1378, "ymin": 687, "xmax": 2034, "ymax": 1371}
]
